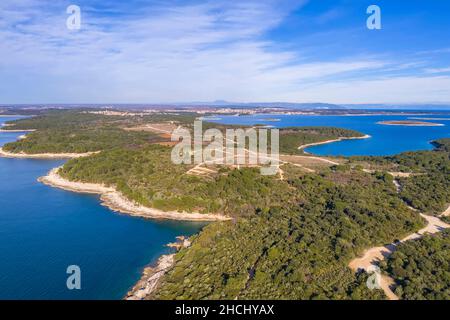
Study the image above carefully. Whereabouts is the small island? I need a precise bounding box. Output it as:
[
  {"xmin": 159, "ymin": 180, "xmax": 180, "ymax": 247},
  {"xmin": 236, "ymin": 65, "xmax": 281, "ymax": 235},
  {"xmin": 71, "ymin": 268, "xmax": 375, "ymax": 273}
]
[{"xmin": 377, "ymin": 120, "xmax": 444, "ymax": 127}]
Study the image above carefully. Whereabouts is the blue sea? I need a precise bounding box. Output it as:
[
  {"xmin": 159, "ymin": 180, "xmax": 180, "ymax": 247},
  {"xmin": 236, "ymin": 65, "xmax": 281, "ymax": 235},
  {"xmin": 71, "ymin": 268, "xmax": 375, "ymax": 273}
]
[
  {"xmin": 0, "ymin": 116, "xmax": 205, "ymax": 299},
  {"xmin": 206, "ymin": 112, "xmax": 450, "ymax": 156}
]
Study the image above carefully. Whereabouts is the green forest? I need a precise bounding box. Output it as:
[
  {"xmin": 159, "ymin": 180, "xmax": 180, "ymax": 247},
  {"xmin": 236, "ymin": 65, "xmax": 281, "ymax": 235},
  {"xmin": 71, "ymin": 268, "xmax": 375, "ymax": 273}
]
[
  {"xmin": 3, "ymin": 128, "xmax": 162, "ymax": 154},
  {"xmin": 279, "ymin": 127, "xmax": 364, "ymax": 154},
  {"xmin": 396, "ymin": 140, "xmax": 450, "ymax": 214},
  {"xmin": 381, "ymin": 230, "xmax": 450, "ymax": 300},
  {"xmin": 155, "ymin": 169, "xmax": 423, "ymax": 299},
  {"xmin": 1, "ymin": 110, "xmax": 187, "ymax": 153},
  {"xmin": 2, "ymin": 110, "xmax": 363, "ymax": 156}
]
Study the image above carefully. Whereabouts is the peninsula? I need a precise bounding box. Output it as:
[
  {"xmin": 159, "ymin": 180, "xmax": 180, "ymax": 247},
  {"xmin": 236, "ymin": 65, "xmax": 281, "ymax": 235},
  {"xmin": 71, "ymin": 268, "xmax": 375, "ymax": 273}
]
[
  {"xmin": 377, "ymin": 120, "xmax": 444, "ymax": 126},
  {"xmin": 1, "ymin": 109, "xmax": 449, "ymax": 300}
]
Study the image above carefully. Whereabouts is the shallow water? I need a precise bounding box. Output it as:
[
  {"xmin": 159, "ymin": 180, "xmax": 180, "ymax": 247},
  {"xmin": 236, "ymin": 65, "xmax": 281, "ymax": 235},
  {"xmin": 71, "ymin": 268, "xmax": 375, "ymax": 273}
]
[{"xmin": 0, "ymin": 116, "xmax": 205, "ymax": 299}]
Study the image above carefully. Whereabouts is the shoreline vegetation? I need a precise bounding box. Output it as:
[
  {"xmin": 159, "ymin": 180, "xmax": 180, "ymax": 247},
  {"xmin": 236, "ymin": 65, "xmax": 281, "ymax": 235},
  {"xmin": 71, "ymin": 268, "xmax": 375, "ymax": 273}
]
[
  {"xmin": 125, "ymin": 236, "xmax": 192, "ymax": 300},
  {"xmin": 1, "ymin": 110, "xmax": 449, "ymax": 300},
  {"xmin": 0, "ymin": 147, "xmax": 98, "ymax": 159},
  {"xmin": 279, "ymin": 127, "xmax": 368, "ymax": 155},
  {"xmin": 297, "ymin": 134, "xmax": 371, "ymax": 152},
  {"xmin": 381, "ymin": 229, "xmax": 450, "ymax": 299},
  {"xmin": 39, "ymin": 167, "xmax": 230, "ymax": 222},
  {"xmin": 0, "ymin": 129, "xmax": 36, "ymax": 132},
  {"xmin": 126, "ymin": 208, "xmax": 450, "ymax": 301}
]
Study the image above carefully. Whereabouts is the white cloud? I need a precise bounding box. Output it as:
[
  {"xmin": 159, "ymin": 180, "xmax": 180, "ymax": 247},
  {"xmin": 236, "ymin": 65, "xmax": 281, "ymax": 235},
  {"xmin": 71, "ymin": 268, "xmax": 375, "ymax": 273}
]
[
  {"xmin": 424, "ymin": 67, "xmax": 450, "ymax": 74},
  {"xmin": 285, "ymin": 76, "xmax": 450, "ymax": 104},
  {"xmin": 1, "ymin": 0, "xmax": 450, "ymax": 104}
]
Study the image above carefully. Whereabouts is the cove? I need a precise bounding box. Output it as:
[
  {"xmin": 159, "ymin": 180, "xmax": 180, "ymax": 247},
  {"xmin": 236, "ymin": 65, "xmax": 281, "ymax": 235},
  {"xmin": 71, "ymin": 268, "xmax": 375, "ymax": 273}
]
[{"xmin": 0, "ymin": 116, "xmax": 205, "ymax": 299}]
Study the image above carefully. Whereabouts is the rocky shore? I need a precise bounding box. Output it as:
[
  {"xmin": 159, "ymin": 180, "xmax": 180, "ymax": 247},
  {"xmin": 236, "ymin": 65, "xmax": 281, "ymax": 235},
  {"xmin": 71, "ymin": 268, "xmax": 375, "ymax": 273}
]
[
  {"xmin": 39, "ymin": 167, "xmax": 230, "ymax": 222},
  {"xmin": 125, "ymin": 236, "xmax": 191, "ymax": 300},
  {"xmin": 298, "ymin": 134, "xmax": 371, "ymax": 152}
]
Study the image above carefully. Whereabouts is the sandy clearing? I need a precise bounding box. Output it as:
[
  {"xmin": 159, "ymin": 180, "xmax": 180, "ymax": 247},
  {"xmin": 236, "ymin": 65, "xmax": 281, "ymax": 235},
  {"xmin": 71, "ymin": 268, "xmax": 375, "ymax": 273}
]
[
  {"xmin": 281, "ymin": 154, "xmax": 340, "ymax": 166},
  {"xmin": 379, "ymin": 275, "xmax": 399, "ymax": 301},
  {"xmin": 363, "ymin": 170, "xmax": 417, "ymax": 179},
  {"xmin": 124, "ymin": 123, "xmax": 177, "ymax": 135},
  {"xmin": 388, "ymin": 172, "xmax": 413, "ymax": 178},
  {"xmin": 405, "ymin": 213, "xmax": 450, "ymax": 239}
]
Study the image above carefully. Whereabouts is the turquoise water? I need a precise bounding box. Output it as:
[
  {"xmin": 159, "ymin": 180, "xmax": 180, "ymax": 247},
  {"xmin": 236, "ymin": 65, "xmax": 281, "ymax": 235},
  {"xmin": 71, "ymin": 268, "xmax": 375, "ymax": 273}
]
[
  {"xmin": 0, "ymin": 117, "xmax": 205, "ymax": 299},
  {"xmin": 207, "ymin": 113, "xmax": 450, "ymax": 156}
]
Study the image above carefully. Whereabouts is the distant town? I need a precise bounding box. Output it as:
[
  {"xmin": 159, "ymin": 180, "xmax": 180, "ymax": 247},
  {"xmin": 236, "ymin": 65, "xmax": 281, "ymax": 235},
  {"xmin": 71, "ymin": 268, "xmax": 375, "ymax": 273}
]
[{"xmin": 2, "ymin": 103, "xmax": 450, "ymax": 117}]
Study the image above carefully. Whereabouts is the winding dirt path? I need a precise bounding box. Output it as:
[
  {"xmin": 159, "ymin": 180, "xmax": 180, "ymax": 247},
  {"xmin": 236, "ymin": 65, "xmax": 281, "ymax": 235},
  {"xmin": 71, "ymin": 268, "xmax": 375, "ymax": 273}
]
[
  {"xmin": 349, "ymin": 170, "xmax": 450, "ymax": 300},
  {"xmin": 0, "ymin": 129, "xmax": 36, "ymax": 132},
  {"xmin": 349, "ymin": 212, "xmax": 450, "ymax": 272},
  {"xmin": 441, "ymin": 205, "xmax": 450, "ymax": 217}
]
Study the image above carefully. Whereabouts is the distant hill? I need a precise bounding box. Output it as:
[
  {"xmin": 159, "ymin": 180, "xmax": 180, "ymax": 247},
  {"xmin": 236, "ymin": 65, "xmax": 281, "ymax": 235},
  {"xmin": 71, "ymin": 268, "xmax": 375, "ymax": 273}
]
[
  {"xmin": 340, "ymin": 104, "xmax": 450, "ymax": 110},
  {"xmin": 174, "ymin": 101, "xmax": 346, "ymax": 109}
]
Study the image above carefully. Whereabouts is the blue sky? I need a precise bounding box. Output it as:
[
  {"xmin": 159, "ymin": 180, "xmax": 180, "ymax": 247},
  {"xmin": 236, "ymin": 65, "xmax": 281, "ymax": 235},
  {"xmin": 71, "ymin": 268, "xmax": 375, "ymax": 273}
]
[{"xmin": 1, "ymin": 0, "xmax": 450, "ymax": 104}]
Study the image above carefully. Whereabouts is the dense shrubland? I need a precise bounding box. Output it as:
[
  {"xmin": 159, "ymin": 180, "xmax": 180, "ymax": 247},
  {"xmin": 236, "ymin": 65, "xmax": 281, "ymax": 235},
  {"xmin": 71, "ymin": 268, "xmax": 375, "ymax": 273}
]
[
  {"xmin": 279, "ymin": 127, "xmax": 364, "ymax": 154},
  {"xmin": 155, "ymin": 170, "xmax": 423, "ymax": 299},
  {"xmin": 60, "ymin": 145, "xmax": 295, "ymax": 216},
  {"xmin": 395, "ymin": 144, "xmax": 450, "ymax": 214},
  {"xmin": 2, "ymin": 109, "xmax": 199, "ymax": 130},
  {"xmin": 154, "ymin": 139, "xmax": 449, "ymax": 300},
  {"xmin": 3, "ymin": 128, "xmax": 161, "ymax": 153},
  {"xmin": 351, "ymin": 138, "xmax": 450, "ymax": 215},
  {"xmin": 399, "ymin": 173, "xmax": 450, "ymax": 214},
  {"xmin": 2, "ymin": 111, "xmax": 362, "ymax": 156},
  {"xmin": 1, "ymin": 110, "xmax": 202, "ymax": 154},
  {"xmin": 381, "ymin": 230, "xmax": 450, "ymax": 300}
]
